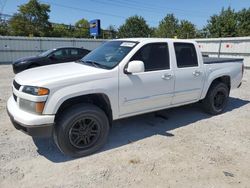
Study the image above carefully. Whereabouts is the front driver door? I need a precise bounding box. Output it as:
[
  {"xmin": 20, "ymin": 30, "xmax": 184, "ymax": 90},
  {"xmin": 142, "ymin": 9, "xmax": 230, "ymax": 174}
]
[{"xmin": 119, "ymin": 42, "xmax": 175, "ymax": 117}]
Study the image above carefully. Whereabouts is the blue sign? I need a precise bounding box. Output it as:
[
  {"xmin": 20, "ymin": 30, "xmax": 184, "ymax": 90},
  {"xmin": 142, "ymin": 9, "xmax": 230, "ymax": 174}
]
[{"xmin": 89, "ymin": 19, "xmax": 101, "ymax": 37}]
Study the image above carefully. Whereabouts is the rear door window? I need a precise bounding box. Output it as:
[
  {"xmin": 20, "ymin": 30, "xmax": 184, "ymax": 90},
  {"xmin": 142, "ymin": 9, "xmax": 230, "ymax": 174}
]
[
  {"xmin": 70, "ymin": 49, "xmax": 79, "ymax": 55},
  {"xmin": 174, "ymin": 43, "xmax": 198, "ymax": 68},
  {"xmin": 52, "ymin": 49, "xmax": 70, "ymax": 59}
]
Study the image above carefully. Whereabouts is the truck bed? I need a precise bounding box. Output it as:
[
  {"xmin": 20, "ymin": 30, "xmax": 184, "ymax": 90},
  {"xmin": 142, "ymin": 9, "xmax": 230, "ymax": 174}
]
[{"xmin": 203, "ymin": 57, "xmax": 243, "ymax": 64}]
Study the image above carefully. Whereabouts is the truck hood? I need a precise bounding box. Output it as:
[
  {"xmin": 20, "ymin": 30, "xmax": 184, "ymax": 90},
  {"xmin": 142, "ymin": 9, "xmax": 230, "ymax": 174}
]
[{"xmin": 15, "ymin": 62, "xmax": 111, "ymax": 86}]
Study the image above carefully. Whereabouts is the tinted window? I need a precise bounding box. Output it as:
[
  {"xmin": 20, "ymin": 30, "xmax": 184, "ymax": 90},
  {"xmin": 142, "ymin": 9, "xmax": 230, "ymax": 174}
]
[
  {"xmin": 174, "ymin": 43, "xmax": 198, "ymax": 68},
  {"xmin": 79, "ymin": 49, "xmax": 90, "ymax": 56},
  {"xmin": 70, "ymin": 49, "xmax": 78, "ymax": 55},
  {"xmin": 131, "ymin": 43, "xmax": 170, "ymax": 71},
  {"xmin": 52, "ymin": 49, "xmax": 69, "ymax": 59}
]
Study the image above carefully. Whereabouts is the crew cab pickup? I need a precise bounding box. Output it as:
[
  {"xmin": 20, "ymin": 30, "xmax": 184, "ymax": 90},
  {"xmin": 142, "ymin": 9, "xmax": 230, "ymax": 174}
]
[{"xmin": 7, "ymin": 38, "xmax": 244, "ymax": 157}]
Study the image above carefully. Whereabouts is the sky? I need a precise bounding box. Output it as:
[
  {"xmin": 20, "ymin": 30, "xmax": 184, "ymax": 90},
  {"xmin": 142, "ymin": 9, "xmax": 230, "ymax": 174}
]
[{"xmin": 1, "ymin": 0, "xmax": 250, "ymax": 29}]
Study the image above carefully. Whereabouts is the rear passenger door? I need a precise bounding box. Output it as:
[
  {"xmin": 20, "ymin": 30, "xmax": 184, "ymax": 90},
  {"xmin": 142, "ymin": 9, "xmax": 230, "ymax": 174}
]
[{"xmin": 172, "ymin": 42, "xmax": 205, "ymax": 104}]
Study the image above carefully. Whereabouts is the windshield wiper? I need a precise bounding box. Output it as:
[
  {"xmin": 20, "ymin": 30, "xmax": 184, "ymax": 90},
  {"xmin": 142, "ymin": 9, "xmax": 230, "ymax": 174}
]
[{"xmin": 80, "ymin": 60, "xmax": 107, "ymax": 69}]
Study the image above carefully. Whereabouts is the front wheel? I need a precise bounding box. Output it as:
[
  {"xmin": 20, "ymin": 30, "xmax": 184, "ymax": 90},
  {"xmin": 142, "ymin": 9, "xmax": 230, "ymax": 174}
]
[
  {"xmin": 202, "ymin": 82, "xmax": 229, "ymax": 115},
  {"xmin": 53, "ymin": 104, "xmax": 110, "ymax": 157}
]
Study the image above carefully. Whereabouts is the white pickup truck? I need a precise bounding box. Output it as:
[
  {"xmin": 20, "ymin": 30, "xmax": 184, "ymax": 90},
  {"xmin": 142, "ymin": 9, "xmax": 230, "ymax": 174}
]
[{"xmin": 7, "ymin": 38, "xmax": 244, "ymax": 157}]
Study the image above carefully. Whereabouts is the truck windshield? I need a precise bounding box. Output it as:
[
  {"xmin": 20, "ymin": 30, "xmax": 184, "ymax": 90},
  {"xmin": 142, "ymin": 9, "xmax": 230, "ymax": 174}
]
[{"xmin": 81, "ymin": 41, "xmax": 138, "ymax": 69}]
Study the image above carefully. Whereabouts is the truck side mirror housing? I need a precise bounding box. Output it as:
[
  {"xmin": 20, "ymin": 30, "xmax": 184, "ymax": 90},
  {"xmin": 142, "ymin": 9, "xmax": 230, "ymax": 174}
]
[{"xmin": 125, "ymin": 60, "xmax": 145, "ymax": 74}]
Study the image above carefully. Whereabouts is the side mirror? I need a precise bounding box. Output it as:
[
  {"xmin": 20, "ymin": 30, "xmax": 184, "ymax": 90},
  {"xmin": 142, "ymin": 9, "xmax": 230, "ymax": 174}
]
[{"xmin": 125, "ymin": 60, "xmax": 145, "ymax": 74}]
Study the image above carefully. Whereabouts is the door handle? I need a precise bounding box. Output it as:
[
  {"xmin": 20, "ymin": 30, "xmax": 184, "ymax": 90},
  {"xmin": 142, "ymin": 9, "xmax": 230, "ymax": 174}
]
[
  {"xmin": 192, "ymin": 70, "xmax": 201, "ymax": 76},
  {"xmin": 162, "ymin": 74, "xmax": 173, "ymax": 80}
]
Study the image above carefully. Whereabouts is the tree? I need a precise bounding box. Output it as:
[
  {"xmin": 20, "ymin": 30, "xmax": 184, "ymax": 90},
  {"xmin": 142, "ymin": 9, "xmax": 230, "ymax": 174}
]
[
  {"xmin": 237, "ymin": 8, "xmax": 250, "ymax": 36},
  {"xmin": 205, "ymin": 7, "xmax": 237, "ymax": 37},
  {"xmin": 155, "ymin": 14, "xmax": 179, "ymax": 38},
  {"xmin": 196, "ymin": 28, "xmax": 209, "ymax": 38},
  {"xmin": 178, "ymin": 20, "xmax": 196, "ymax": 39},
  {"xmin": 0, "ymin": 21, "xmax": 9, "ymax": 35},
  {"xmin": 50, "ymin": 23, "xmax": 71, "ymax": 37},
  {"xmin": 74, "ymin": 18, "xmax": 90, "ymax": 38},
  {"xmin": 118, "ymin": 15, "xmax": 152, "ymax": 38},
  {"xmin": 105, "ymin": 25, "xmax": 117, "ymax": 39},
  {"xmin": 9, "ymin": 0, "xmax": 51, "ymax": 37}
]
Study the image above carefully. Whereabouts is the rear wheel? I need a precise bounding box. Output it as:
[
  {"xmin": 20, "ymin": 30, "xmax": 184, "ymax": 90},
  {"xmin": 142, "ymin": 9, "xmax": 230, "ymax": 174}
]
[
  {"xmin": 202, "ymin": 82, "xmax": 229, "ymax": 115},
  {"xmin": 53, "ymin": 104, "xmax": 109, "ymax": 157}
]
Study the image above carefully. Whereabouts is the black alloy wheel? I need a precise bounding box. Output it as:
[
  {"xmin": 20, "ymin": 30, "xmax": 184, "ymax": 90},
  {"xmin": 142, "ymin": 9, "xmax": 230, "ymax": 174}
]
[
  {"xmin": 69, "ymin": 117, "xmax": 101, "ymax": 149},
  {"xmin": 213, "ymin": 91, "xmax": 227, "ymax": 110}
]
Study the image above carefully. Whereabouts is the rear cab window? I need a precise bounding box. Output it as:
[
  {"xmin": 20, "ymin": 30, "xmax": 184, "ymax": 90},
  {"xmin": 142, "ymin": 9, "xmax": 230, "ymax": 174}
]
[{"xmin": 174, "ymin": 43, "xmax": 198, "ymax": 68}]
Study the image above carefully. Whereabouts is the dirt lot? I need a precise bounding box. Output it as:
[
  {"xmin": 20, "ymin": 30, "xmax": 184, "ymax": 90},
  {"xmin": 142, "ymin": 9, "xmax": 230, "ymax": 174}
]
[{"xmin": 0, "ymin": 65, "xmax": 249, "ymax": 188}]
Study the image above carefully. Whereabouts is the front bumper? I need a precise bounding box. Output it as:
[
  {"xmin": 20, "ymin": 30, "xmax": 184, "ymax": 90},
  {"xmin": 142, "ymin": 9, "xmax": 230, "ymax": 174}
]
[{"xmin": 7, "ymin": 96, "xmax": 55, "ymax": 137}]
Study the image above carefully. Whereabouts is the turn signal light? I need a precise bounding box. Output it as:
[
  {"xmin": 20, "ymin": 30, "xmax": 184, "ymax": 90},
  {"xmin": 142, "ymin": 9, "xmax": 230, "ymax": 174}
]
[
  {"xmin": 38, "ymin": 88, "xmax": 49, "ymax": 96},
  {"xmin": 35, "ymin": 102, "xmax": 45, "ymax": 113}
]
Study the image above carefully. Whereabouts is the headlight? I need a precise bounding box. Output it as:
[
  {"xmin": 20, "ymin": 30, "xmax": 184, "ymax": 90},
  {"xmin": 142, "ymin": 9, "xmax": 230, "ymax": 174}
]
[
  {"xmin": 22, "ymin": 86, "xmax": 49, "ymax": 96},
  {"xmin": 19, "ymin": 98, "xmax": 45, "ymax": 114}
]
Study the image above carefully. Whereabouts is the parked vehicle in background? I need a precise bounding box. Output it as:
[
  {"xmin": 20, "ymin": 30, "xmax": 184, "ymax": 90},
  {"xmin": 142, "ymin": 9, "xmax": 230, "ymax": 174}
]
[
  {"xmin": 7, "ymin": 38, "xmax": 244, "ymax": 157},
  {"xmin": 12, "ymin": 47, "xmax": 90, "ymax": 74}
]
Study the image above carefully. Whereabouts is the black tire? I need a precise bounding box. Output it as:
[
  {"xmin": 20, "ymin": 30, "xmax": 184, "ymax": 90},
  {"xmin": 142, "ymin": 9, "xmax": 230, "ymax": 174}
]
[
  {"xmin": 202, "ymin": 82, "xmax": 229, "ymax": 115},
  {"xmin": 53, "ymin": 104, "xmax": 110, "ymax": 157}
]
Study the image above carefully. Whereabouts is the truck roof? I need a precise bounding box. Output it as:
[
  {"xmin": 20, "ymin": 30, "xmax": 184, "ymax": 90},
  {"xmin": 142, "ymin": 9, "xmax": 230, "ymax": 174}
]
[{"xmin": 115, "ymin": 38, "xmax": 196, "ymax": 44}]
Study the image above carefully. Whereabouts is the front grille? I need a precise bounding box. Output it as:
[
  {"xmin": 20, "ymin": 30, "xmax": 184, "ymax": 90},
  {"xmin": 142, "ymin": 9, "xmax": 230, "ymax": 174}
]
[{"xmin": 13, "ymin": 80, "xmax": 21, "ymax": 90}]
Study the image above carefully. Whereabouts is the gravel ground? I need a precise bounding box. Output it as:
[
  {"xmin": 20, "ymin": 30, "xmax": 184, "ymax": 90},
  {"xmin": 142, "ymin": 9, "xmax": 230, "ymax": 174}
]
[{"xmin": 0, "ymin": 65, "xmax": 249, "ymax": 188}]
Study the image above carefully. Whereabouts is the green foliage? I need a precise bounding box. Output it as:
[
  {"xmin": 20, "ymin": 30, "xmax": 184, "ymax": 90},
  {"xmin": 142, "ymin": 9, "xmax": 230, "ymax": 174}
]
[
  {"xmin": 105, "ymin": 25, "xmax": 117, "ymax": 39},
  {"xmin": 73, "ymin": 18, "xmax": 90, "ymax": 38},
  {"xmin": 178, "ymin": 20, "xmax": 196, "ymax": 39},
  {"xmin": 237, "ymin": 8, "xmax": 250, "ymax": 36},
  {"xmin": 118, "ymin": 15, "xmax": 152, "ymax": 38},
  {"xmin": 205, "ymin": 7, "xmax": 238, "ymax": 37},
  {"xmin": 50, "ymin": 24, "xmax": 71, "ymax": 37},
  {"xmin": 1, "ymin": 1, "xmax": 249, "ymax": 39},
  {"xmin": 195, "ymin": 28, "xmax": 209, "ymax": 38},
  {"xmin": 154, "ymin": 14, "xmax": 197, "ymax": 39},
  {"xmin": 0, "ymin": 21, "xmax": 10, "ymax": 35},
  {"xmin": 155, "ymin": 14, "xmax": 179, "ymax": 38},
  {"xmin": 9, "ymin": 0, "xmax": 51, "ymax": 37},
  {"xmin": 50, "ymin": 19, "xmax": 90, "ymax": 38}
]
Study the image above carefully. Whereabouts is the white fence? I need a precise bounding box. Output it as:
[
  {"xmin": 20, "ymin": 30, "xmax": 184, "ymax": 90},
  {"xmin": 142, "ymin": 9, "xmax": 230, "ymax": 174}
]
[
  {"xmin": 195, "ymin": 37, "xmax": 250, "ymax": 67},
  {"xmin": 0, "ymin": 36, "xmax": 106, "ymax": 63},
  {"xmin": 0, "ymin": 36, "xmax": 250, "ymax": 67}
]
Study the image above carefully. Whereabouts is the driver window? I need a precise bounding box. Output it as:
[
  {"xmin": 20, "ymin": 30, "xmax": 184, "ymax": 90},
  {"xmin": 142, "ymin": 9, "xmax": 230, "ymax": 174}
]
[
  {"xmin": 130, "ymin": 43, "xmax": 170, "ymax": 71},
  {"xmin": 52, "ymin": 49, "xmax": 68, "ymax": 59}
]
